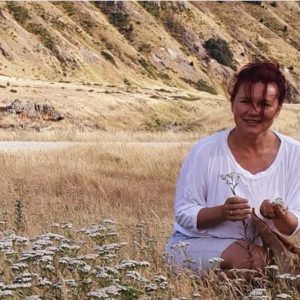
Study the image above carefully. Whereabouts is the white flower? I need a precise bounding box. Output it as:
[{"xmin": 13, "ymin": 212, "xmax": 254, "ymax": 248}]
[
  {"xmin": 276, "ymin": 273, "xmax": 293, "ymax": 279},
  {"xmin": 171, "ymin": 241, "xmax": 190, "ymax": 250},
  {"xmin": 273, "ymin": 197, "xmax": 285, "ymax": 207},
  {"xmin": 265, "ymin": 265, "xmax": 279, "ymax": 270},
  {"xmin": 248, "ymin": 288, "xmax": 267, "ymax": 296},
  {"xmin": 115, "ymin": 259, "xmax": 150, "ymax": 270},
  {"xmin": 276, "ymin": 294, "xmax": 292, "ymax": 299},
  {"xmin": 126, "ymin": 271, "xmax": 149, "ymax": 283},
  {"xmin": 87, "ymin": 284, "xmax": 126, "ymax": 299},
  {"xmin": 25, "ymin": 296, "xmax": 42, "ymax": 300},
  {"xmin": 0, "ymin": 290, "xmax": 14, "ymax": 297}
]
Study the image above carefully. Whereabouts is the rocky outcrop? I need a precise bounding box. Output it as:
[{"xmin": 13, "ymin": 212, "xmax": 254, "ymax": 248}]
[{"xmin": 0, "ymin": 99, "xmax": 64, "ymax": 121}]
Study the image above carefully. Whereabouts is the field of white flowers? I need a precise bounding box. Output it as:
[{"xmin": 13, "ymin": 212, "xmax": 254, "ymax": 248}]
[{"xmin": 0, "ymin": 140, "xmax": 300, "ymax": 299}]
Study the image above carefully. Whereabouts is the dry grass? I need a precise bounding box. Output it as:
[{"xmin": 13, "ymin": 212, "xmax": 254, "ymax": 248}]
[
  {"xmin": 1, "ymin": 133, "xmax": 300, "ymax": 299},
  {"xmin": 0, "ymin": 141, "xmax": 189, "ymax": 236}
]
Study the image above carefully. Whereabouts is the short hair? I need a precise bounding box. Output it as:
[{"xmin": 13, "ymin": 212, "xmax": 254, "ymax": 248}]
[{"xmin": 228, "ymin": 61, "xmax": 287, "ymax": 105}]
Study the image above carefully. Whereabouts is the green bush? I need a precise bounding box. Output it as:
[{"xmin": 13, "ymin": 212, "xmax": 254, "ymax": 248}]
[
  {"xmin": 181, "ymin": 78, "xmax": 217, "ymax": 95},
  {"xmin": 204, "ymin": 37, "xmax": 234, "ymax": 68},
  {"xmin": 245, "ymin": 1, "xmax": 262, "ymax": 5},
  {"xmin": 138, "ymin": 43, "xmax": 152, "ymax": 53},
  {"xmin": 101, "ymin": 50, "xmax": 116, "ymax": 66},
  {"xmin": 139, "ymin": 2, "xmax": 161, "ymax": 17},
  {"xmin": 164, "ymin": 17, "xmax": 185, "ymax": 40},
  {"xmin": 27, "ymin": 24, "xmax": 55, "ymax": 52},
  {"xmin": 7, "ymin": 2, "xmax": 31, "ymax": 25}
]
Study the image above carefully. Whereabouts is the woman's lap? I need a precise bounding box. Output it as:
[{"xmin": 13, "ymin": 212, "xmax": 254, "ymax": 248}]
[{"xmin": 165, "ymin": 231, "xmax": 238, "ymax": 272}]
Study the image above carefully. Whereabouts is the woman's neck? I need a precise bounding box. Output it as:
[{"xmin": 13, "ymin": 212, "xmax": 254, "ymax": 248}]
[{"xmin": 228, "ymin": 128, "xmax": 277, "ymax": 152}]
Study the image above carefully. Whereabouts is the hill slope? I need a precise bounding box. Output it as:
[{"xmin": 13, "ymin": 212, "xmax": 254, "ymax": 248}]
[{"xmin": 0, "ymin": 1, "xmax": 300, "ymax": 135}]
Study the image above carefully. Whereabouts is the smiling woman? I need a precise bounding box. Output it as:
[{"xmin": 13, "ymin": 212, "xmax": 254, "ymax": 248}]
[{"xmin": 165, "ymin": 61, "xmax": 300, "ymax": 274}]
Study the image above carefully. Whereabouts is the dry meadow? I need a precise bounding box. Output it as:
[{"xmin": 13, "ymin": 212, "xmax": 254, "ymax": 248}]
[{"xmin": 0, "ymin": 131, "xmax": 299, "ymax": 299}]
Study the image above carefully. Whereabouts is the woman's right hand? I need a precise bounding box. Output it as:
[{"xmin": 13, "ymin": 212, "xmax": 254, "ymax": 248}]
[{"xmin": 223, "ymin": 197, "xmax": 251, "ymax": 222}]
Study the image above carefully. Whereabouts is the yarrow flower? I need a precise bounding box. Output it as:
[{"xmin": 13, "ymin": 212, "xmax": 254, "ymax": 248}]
[
  {"xmin": 220, "ymin": 172, "xmax": 242, "ymax": 196},
  {"xmin": 171, "ymin": 241, "xmax": 190, "ymax": 250},
  {"xmin": 208, "ymin": 257, "xmax": 224, "ymax": 269}
]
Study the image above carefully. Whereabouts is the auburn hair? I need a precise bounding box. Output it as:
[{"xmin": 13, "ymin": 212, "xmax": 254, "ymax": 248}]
[{"xmin": 228, "ymin": 61, "xmax": 287, "ymax": 105}]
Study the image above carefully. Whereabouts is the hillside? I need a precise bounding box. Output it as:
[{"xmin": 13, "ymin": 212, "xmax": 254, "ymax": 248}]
[{"xmin": 0, "ymin": 1, "xmax": 300, "ymax": 136}]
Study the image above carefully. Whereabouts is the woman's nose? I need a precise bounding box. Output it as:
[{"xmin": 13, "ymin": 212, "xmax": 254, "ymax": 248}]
[{"xmin": 248, "ymin": 103, "xmax": 262, "ymax": 115}]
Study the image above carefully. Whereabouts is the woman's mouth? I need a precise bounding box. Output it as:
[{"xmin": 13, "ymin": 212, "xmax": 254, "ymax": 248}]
[{"xmin": 244, "ymin": 119, "xmax": 262, "ymax": 125}]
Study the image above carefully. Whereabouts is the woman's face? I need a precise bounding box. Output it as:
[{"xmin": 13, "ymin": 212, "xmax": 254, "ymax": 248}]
[{"xmin": 231, "ymin": 81, "xmax": 282, "ymax": 137}]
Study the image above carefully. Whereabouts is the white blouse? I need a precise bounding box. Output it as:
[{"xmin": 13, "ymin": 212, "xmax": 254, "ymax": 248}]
[{"xmin": 174, "ymin": 129, "xmax": 300, "ymax": 239}]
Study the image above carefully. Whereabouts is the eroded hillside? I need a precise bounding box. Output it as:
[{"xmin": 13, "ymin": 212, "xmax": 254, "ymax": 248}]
[{"xmin": 0, "ymin": 1, "xmax": 300, "ymax": 135}]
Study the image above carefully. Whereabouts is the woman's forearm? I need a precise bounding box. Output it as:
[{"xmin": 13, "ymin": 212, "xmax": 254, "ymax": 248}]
[
  {"xmin": 196, "ymin": 197, "xmax": 251, "ymax": 230},
  {"xmin": 272, "ymin": 212, "xmax": 298, "ymax": 235},
  {"xmin": 197, "ymin": 206, "xmax": 225, "ymax": 230}
]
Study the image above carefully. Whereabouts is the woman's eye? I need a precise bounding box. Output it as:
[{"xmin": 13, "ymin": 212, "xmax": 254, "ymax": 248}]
[{"xmin": 259, "ymin": 102, "xmax": 271, "ymax": 107}]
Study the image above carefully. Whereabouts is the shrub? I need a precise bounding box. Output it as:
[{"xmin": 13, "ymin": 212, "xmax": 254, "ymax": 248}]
[
  {"xmin": 101, "ymin": 50, "xmax": 116, "ymax": 66},
  {"xmin": 138, "ymin": 43, "xmax": 152, "ymax": 53},
  {"xmin": 7, "ymin": 2, "xmax": 31, "ymax": 25},
  {"xmin": 61, "ymin": 2, "xmax": 77, "ymax": 17},
  {"xmin": 245, "ymin": 1, "xmax": 262, "ymax": 5},
  {"xmin": 204, "ymin": 37, "xmax": 234, "ymax": 68},
  {"xmin": 107, "ymin": 12, "xmax": 134, "ymax": 40},
  {"xmin": 139, "ymin": 2, "xmax": 161, "ymax": 17},
  {"xmin": 181, "ymin": 78, "xmax": 217, "ymax": 95},
  {"xmin": 164, "ymin": 17, "xmax": 185, "ymax": 40},
  {"xmin": 123, "ymin": 78, "xmax": 131, "ymax": 86},
  {"xmin": 27, "ymin": 24, "xmax": 55, "ymax": 52}
]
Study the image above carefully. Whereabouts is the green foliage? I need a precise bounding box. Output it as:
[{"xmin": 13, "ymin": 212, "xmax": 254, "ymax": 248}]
[
  {"xmin": 138, "ymin": 58, "xmax": 156, "ymax": 78},
  {"xmin": 61, "ymin": 2, "xmax": 77, "ymax": 17},
  {"xmin": 51, "ymin": 17, "xmax": 67, "ymax": 30},
  {"xmin": 81, "ymin": 16, "xmax": 96, "ymax": 32},
  {"xmin": 27, "ymin": 23, "xmax": 55, "ymax": 52},
  {"xmin": 123, "ymin": 78, "xmax": 131, "ymax": 86},
  {"xmin": 181, "ymin": 78, "xmax": 217, "ymax": 95},
  {"xmin": 139, "ymin": 2, "xmax": 161, "ymax": 17},
  {"xmin": 204, "ymin": 37, "xmax": 234, "ymax": 68},
  {"xmin": 101, "ymin": 50, "xmax": 116, "ymax": 66},
  {"xmin": 14, "ymin": 199, "xmax": 25, "ymax": 234},
  {"xmin": 245, "ymin": 1, "xmax": 262, "ymax": 5},
  {"xmin": 109, "ymin": 12, "xmax": 134, "ymax": 39},
  {"xmin": 7, "ymin": 2, "xmax": 31, "ymax": 25},
  {"xmin": 164, "ymin": 16, "xmax": 185, "ymax": 40},
  {"xmin": 138, "ymin": 43, "xmax": 152, "ymax": 53}
]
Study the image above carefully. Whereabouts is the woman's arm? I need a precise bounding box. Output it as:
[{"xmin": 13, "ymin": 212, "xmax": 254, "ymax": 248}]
[
  {"xmin": 197, "ymin": 197, "xmax": 251, "ymax": 229},
  {"xmin": 260, "ymin": 200, "xmax": 298, "ymax": 235}
]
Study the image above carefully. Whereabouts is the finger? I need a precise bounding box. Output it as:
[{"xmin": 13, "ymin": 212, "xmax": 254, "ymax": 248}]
[
  {"xmin": 230, "ymin": 214, "xmax": 251, "ymax": 221},
  {"xmin": 273, "ymin": 205, "xmax": 288, "ymax": 217},
  {"xmin": 229, "ymin": 203, "xmax": 251, "ymax": 210},
  {"xmin": 227, "ymin": 197, "xmax": 249, "ymax": 204},
  {"xmin": 231, "ymin": 209, "xmax": 251, "ymax": 217}
]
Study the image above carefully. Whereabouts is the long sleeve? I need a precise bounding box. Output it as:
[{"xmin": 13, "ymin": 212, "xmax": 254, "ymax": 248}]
[
  {"xmin": 285, "ymin": 149, "xmax": 300, "ymax": 235},
  {"xmin": 174, "ymin": 146, "xmax": 208, "ymax": 236}
]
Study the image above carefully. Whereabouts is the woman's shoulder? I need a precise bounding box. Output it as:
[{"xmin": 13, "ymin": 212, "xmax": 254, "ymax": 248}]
[
  {"xmin": 189, "ymin": 129, "xmax": 227, "ymax": 157},
  {"xmin": 276, "ymin": 132, "xmax": 300, "ymax": 149}
]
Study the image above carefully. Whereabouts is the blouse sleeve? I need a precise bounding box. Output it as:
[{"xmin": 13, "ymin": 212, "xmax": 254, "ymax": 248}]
[
  {"xmin": 174, "ymin": 146, "xmax": 208, "ymax": 235},
  {"xmin": 286, "ymin": 159, "xmax": 300, "ymax": 235}
]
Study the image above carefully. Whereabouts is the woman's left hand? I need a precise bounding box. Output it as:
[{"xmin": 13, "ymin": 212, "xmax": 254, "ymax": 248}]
[{"xmin": 260, "ymin": 199, "xmax": 288, "ymax": 219}]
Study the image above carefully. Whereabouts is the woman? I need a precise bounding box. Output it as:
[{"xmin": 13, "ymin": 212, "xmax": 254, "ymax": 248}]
[{"xmin": 165, "ymin": 61, "xmax": 300, "ymax": 273}]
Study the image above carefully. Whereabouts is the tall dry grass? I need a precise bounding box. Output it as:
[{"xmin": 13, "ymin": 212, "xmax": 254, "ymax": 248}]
[
  {"xmin": 0, "ymin": 140, "xmax": 190, "ymax": 239},
  {"xmin": 1, "ymin": 134, "xmax": 300, "ymax": 299}
]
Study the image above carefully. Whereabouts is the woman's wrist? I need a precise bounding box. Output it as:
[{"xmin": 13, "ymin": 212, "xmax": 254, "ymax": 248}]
[{"xmin": 272, "ymin": 211, "xmax": 298, "ymax": 235}]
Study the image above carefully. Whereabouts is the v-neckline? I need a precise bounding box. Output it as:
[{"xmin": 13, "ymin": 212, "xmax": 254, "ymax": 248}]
[{"xmin": 224, "ymin": 128, "xmax": 283, "ymax": 178}]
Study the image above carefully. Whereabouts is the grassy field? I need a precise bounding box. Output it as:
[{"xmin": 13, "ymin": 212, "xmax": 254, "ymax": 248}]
[{"xmin": 0, "ymin": 133, "xmax": 300, "ymax": 299}]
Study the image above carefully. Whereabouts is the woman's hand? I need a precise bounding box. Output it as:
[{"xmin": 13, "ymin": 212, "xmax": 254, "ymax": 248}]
[
  {"xmin": 260, "ymin": 199, "xmax": 288, "ymax": 219},
  {"xmin": 223, "ymin": 197, "xmax": 251, "ymax": 222}
]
